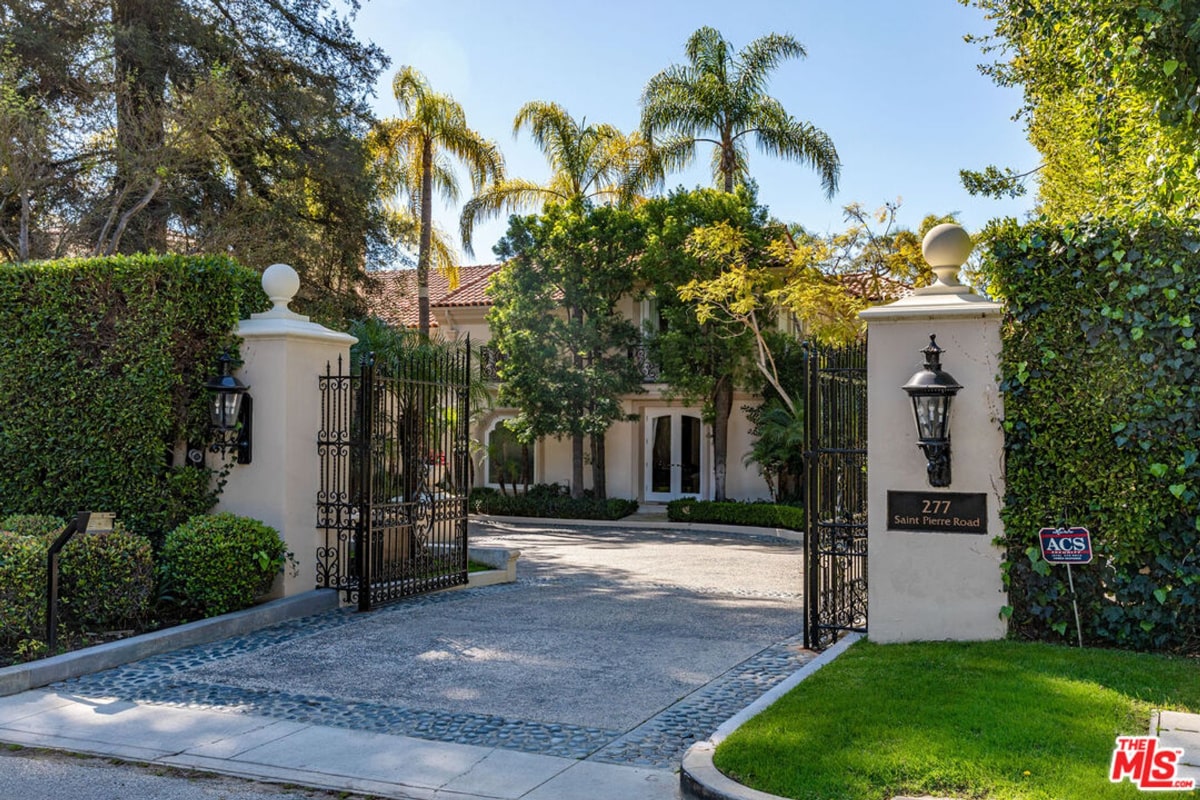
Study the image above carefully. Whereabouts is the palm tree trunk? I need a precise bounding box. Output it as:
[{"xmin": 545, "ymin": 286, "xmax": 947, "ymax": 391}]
[
  {"xmin": 417, "ymin": 136, "xmax": 434, "ymax": 337},
  {"xmin": 712, "ymin": 375, "xmax": 733, "ymax": 501},
  {"xmin": 721, "ymin": 132, "xmax": 735, "ymax": 193}
]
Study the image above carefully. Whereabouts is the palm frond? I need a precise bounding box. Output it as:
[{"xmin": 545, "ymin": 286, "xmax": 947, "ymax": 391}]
[
  {"xmin": 736, "ymin": 33, "xmax": 806, "ymax": 97},
  {"xmin": 460, "ymin": 179, "xmax": 563, "ymax": 256},
  {"xmin": 747, "ymin": 98, "xmax": 840, "ymax": 197},
  {"xmin": 639, "ymin": 26, "xmax": 837, "ymax": 196},
  {"xmin": 514, "ymin": 101, "xmax": 583, "ymax": 183},
  {"xmin": 685, "ymin": 26, "xmax": 732, "ymax": 83},
  {"xmin": 391, "ymin": 66, "xmax": 431, "ymax": 117},
  {"xmin": 428, "ymin": 222, "xmax": 459, "ymax": 288}
]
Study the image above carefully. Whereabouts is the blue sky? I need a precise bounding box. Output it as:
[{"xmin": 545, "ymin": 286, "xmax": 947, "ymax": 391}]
[{"xmin": 349, "ymin": 0, "xmax": 1038, "ymax": 266}]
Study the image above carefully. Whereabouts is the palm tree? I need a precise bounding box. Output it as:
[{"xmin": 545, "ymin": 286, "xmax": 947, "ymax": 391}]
[
  {"xmin": 640, "ymin": 26, "xmax": 840, "ymax": 196},
  {"xmin": 372, "ymin": 66, "xmax": 504, "ymax": 336},
  {"xmin": 459, "ymin": 100, "xmax": 654, "ymax": 256}
]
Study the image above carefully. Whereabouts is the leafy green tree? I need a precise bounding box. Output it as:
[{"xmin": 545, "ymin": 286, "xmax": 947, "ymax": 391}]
[
  {"xmin": 488, "ymin": 201, "xmax": 644, "ymax": 498},
  {"xmin": 372, "ymin": 66, "xmax": 505, "ymax": 336},
  {"xmin": 673, "ymin": 198, "xmax": 954, "ymax": 498},
  {"xmin": 637, "ymin": 186, "xmax": 775, "ymax": 501},
  {"xmin": 678, "ymin": 220, "xmax": 861, "ymax": 413},
  {"xmin": 964, "ymin": 0, "xmax": 1200, "ymax": 219},
  {"xmin": 640, "ymin": 26, "xmax": 840, "ymax": 195},
  {"xmin": 459, "ymin": 100, "xmax": 653, "ymax": 255},
  {"xmin": 0, "ymin": 0, "xmax": 390, "ymax": 318},
  {"xmin": 794, "ymin": 201, "xmax": 959, "ymax": 302}
]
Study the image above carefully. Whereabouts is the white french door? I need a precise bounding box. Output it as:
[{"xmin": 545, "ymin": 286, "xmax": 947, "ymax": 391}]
[{"xmin": 644, "ymin": 410, "xmax": 706, "ymax": 501}]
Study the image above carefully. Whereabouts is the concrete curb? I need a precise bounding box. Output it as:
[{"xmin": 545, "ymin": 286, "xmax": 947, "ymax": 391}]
[
  {"xmin": 464, "ymin": 546, "xmax": 520, "ymax": 588},
  {"xmin": 473, "ymin": 514, "xmax": 805, "ymax": 544},
  {"xmin": 0, "ymin": 590, "xmax": 338, "ymax": 697},
  {"xmin": 679, "ymin": 633, "xmax": 864, "ymax": 800}
]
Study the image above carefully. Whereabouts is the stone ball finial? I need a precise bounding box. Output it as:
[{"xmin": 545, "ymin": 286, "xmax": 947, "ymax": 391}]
[
  {"xmin": 262, "ymin": 263, "xmax": 300, "ymax": 315},
  {"xmin": 920, "ymin": 223, "xmax": 973, "ymax": 293}
]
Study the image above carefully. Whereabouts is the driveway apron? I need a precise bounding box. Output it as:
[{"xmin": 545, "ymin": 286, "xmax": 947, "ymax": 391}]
[{"xmin": 35, "ymin": 520, "xmax": 813, "ymax": 789}]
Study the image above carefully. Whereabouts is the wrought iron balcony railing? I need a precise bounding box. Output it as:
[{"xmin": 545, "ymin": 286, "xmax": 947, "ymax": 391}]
[{"xmin": 477, "ymin": 342, "xmax": 662, "ymax": 383}]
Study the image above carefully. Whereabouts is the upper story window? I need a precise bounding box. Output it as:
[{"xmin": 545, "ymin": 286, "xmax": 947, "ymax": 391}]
[{"xmin": 641, "ymin": 296, "xmax": 669, "ymax": 335}]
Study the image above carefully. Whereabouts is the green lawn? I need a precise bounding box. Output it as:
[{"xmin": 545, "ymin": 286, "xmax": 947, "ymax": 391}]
[{"xmin": 714, "ymin": 639, "xmax": 1200, "ymax": 800}]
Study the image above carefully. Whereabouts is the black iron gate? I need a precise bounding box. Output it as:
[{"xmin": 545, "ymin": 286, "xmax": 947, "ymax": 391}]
[
  {"xmin": 316, "ymin": 344, "xmax": 472, "ymax": 610},
  {"xmin": 803, "ymin": 340, "xmax": 868, "ymax": 649}
]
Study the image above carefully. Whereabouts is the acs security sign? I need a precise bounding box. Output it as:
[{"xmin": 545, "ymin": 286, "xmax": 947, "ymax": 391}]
[{"xmin": 1039, "ymin": 526, "xmax": 1093, "ymax": 565}]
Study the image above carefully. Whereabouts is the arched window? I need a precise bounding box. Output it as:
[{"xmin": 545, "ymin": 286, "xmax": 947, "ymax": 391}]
[{"xmin": 486, "ymin": 418, "xmax": 535, "ymax": 488}]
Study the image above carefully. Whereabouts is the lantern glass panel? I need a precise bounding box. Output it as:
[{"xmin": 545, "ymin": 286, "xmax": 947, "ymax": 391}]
[
  {"xmin": 211, "ymin": 391, "xmax": 243, "ymax": 431},
  {"xmin": 911, "ymin": 394, "xmax": 951, "ymax": 440}
]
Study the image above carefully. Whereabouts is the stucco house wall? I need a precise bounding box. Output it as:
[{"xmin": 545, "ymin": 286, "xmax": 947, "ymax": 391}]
[{"xmin": 365, "ymin": 266, "xmax": 773, "ymax": 503}]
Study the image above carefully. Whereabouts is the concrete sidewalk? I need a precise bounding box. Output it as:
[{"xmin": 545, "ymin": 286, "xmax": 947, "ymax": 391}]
[
  {"xmin": 0, "ymin": 689, "xmax": 676, "ymax": 799},
  {"xmin": 1155, "ymin": 710, "xmax": 1200, "ymax": 788}
]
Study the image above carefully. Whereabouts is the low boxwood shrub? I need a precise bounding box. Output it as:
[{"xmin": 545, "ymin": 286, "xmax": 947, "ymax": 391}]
[
  {"xmin": 470, "ymin": 484, "xmax": 638, "ymax": 520},
  {"xmin": 0, "ymin": 531, "xmax": 47, "ymax": 646},
  {"xmin": 160, "ymin": 513, "xmax": 288, "ymax": 617},
  {"xmin": 0, "ymin": 515, "xmax": 156, "ymax": 641},
  {"xmin": 667, "ymin": 498, "xmax": 805, "ymax": 532},
  {"xmin": 0, "ymin": 513, "xmax": 66, "ymax": 539},
  {"xmin": 58, "ymin": 527, "xmax": 155, "ymax": 631}
]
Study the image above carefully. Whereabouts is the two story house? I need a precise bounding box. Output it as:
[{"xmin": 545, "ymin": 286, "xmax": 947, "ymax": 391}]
[{"xmin": 365, "ymin": 266, "xmax": 773, "ymax": 503}]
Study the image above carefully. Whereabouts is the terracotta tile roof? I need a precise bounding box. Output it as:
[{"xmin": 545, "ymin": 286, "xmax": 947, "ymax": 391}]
[
  {"xmin": 442, "ymin": 264, "xmax": 500, "ymax": 307},
  {"xmin": 839, "ymin": 271, "xmax": 914, "ymax": 303},
  {"xmin": 364, "ymin": 264, "xmax": 502, "ymax": 328},
  {"xmin": 363, "ymin": 263, "xmax": 913, "ymax": 330}
]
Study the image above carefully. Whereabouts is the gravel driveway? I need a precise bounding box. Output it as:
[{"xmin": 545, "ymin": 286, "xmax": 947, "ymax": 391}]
[{"xmin": 55, "ymin": 519, "xmax": 812, "ymax": 770}]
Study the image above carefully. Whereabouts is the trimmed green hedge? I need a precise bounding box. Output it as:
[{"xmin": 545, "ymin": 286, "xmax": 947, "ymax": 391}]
[
  {"xmin": 667, "ymin": 498, "xmax": 805, "ymax": 531},
  {"xmin": 0, "ymin": 255, "xmax": 265, "ymax": 539},
  {"xmin": 470, "ymin": 484, "xmax": 638, "ymax": 520},
  {"xmin": 985, "ymin": 216, "xmax": 1200, "ymax": 653},
  {"xmin": 58, "ymin": 528, "xmax": 155, "ymax": 631}
]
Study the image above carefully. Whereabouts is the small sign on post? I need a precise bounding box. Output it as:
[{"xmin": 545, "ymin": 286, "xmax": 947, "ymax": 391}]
[
  {"xmin": 1039, "ymin": 526, "xmax": 1093, "ymax": 564},
  {"xmin": 1038, "ymin": 526, "xmax": 1092, "ymax": 647},
  {"xmin": 84, "ymin": 512, "xmax": 115, "ymax": 534}
]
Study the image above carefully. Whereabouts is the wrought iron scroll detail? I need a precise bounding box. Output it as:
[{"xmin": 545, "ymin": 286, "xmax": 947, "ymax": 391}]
[
  {"xmin": 803, "ymin": 340, "xmax": 868, "ymax": 650},
  {"xmin": 317, "ymin": 341, "xmax": 472, "ymax": 610}
]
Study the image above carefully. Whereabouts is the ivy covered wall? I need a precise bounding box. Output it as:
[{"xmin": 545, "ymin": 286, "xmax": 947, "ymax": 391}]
[
  {"xmin": 985, "ymin": 217, "xmax": 1199, "ymax": 653},
  {"xmin": 0, "ymin": 255, "xmax": 265, "ymax": 539}
]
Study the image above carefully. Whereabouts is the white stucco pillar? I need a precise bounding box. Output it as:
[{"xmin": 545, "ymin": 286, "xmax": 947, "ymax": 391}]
[
  {"xmin": 859, "ymin": 225, "xmax": 1007, "ymax": 643},
  {"xmin": 215, "ymin": 264, "xmax": 356, "ymax": 598}
]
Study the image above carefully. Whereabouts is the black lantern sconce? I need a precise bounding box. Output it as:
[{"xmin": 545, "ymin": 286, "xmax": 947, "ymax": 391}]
[
  {"xmin": 205, "ymin": 351, "xmax": 252, "ymax": 464},
  {"xmin": 902, "ymin": 334, "xmax": 961, "ymax": 487}
]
